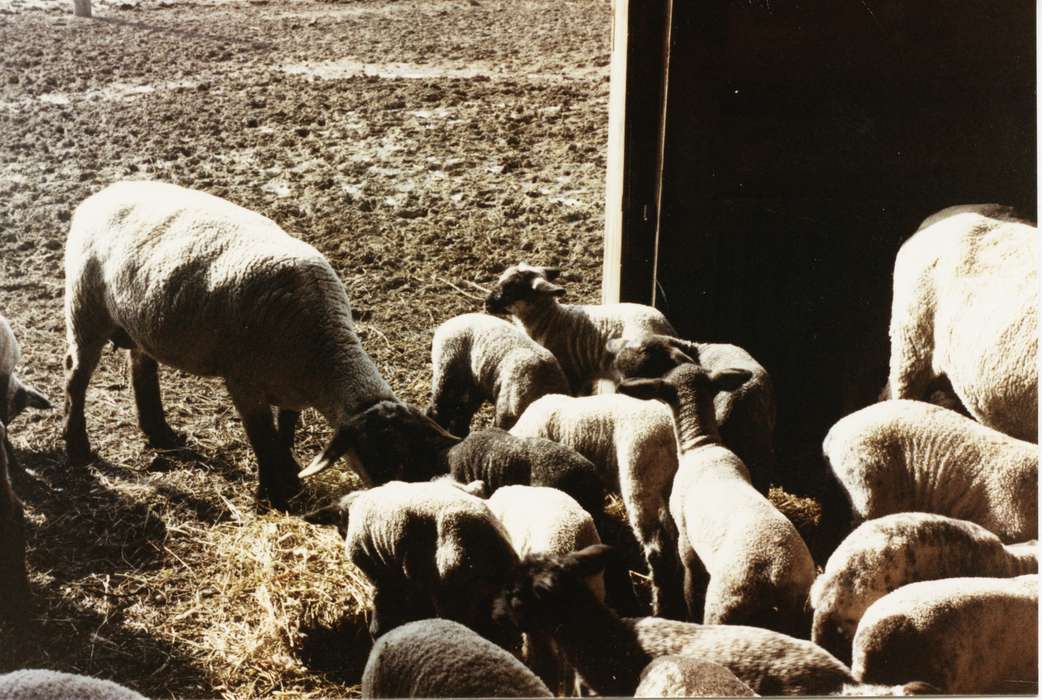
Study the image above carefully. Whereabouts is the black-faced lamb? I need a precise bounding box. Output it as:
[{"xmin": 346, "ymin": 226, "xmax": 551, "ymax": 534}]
[
  {"xmin": 64, "ymin": 180, "xmax": 451, "ymax": 510},
  {"xmin": 822, "ymin": 399, "xmax": 1037, "ymax": 542},
  {"xmin": 811, "ymin": 512, "xmax": 1038, "ymax": 663},
  {"xmin": 360, "ymin": 618, "xmax": 551, "ymax": 698},
  {"xmin": 606, "ymin": 333, "xmax": 776, "ymax": 493},
  {"xmin": 0, "ymin": 313, "xmax": 52, "ymax": 468},
  {"xmin": 634, "ymin": 656, "xmax": 758, "ymax": 697},
  {"xmin": 617, "ymin": 364, "xmax": 815, "ymax": 634},
  {"xmin": 484, "ymin": 263, "xmax": 675, "ymax": 394},
  {"xmin": 0, "ymin": 421, "xmax": 30, "ymax": 625},
  {"xmin": 0, "ymin": 669, "xmax": 147, "ymax": 699},
  {"xmin": 428, "ymin": 312, "xmax": 569, "ymax": 435},
  {"xmin": 509, "ymin": 392, "xmax": 684, "ymax": 618},
  {"xmin": 304, "ymin": 480, "xmax": 519, "ymax": 648},
  {"xmin": 851, "ymin": 574, "xmax": 1038, "ymax": 693},
  {"xmin": 492, "ymin": 545, "xmax": 930, "ymax": 697},
  {"xmin": 885, "ymin": 208, "xmax": 1037, "ymax": 441}
]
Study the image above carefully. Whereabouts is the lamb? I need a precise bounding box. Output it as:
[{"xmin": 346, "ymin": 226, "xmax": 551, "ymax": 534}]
[
  {"xmin": 885, "ymin": 208, "xmax": 1037, "ymax": 441},
  {"xmin": 484, "ymin": 263, "xmax": 675, "ymax": 394},
  {"xmin": 0, "ymin": 314, "xmax": 52, "ymax": 468},
  {"xmin": 822, "ymin": 399, "xmax": 1037, "ymax": 542},
  {"xmin": 492, "ymin": 545, "xmax": 931, "ymax": 696},
  {"xmin": 304, "ymin": 479, "xmax": 519, "ymax": 648},
  {"xmin": 361, "ymin": 618, "xmax": 551, "ymax": 698},
  {"xmin": 606, "ymin": 333, "xmax": 776, "ymax": 493},
  {"xmin": 851, "ymin": 574, "xmax": 1038, "ymax": 693},
  {"xmin": 634, "ymin": 657, "xmax": 758, "ymax": 697},
  {"xmin": 64, "ymin": 180, "xmax": 452, "ymax": 510},
  {"xmin": 0, "ymin": 421, "xmax": 30, "ymax": 625},
  {"xmin": 0, "ymin": 669, "xmax": 146, "ymax": 700},
  {"xmin": 811, "ymin": 512, "xmax": 1038, "ymax": 663},
  {"xmin": 509, "ymin": 392, "xmax": 685, "ymax": 617},
  {"xmin": 617, "ymin": 364, "xmax": 815, "ymax": 634},
  {"xmin": 428, "ymin": 312, "xmax": 569, "ymax": 435}
]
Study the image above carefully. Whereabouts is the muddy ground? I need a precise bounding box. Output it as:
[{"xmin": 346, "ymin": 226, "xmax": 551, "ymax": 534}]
[{"xmin": 0, "ymin": 2, "xmax": 819, "ymax": 697}]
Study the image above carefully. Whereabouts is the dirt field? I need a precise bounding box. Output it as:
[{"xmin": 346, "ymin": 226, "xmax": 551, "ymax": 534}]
[{"xmin": 0, "ymin": 2, "xmax": 824, "ymax": 698}]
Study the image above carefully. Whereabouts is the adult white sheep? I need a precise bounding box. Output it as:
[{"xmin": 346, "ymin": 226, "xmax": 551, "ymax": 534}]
[
  {"xmin": 484, "ymin": 263, "xmax": 675, "ymax": 394},
  {"xmin": 851, "ymin": 574, "xmax": 1038, "ymax": 693},
  {"xmin": 304, "ymin": 479, "xmax": 519, "ymax": 649},
  {"xmin": 811, "ymin": 512, "xmax": 1037, "ymax": 663},
  {"xmin": 606, "ymin": 333, "xmax": 776, "ymax": 494},
  {"xmin": 428, "ymin": 312, "xmax": 569, "ymax": 436},
  {"xmin": 823, "ymin": 399, "xmax": 1037, "ymax": 542},
  {"xmin": 618, "ymin": 364, "xmax": 815, "ymax": 635},
  {"xmin": 361, "ymin": 618, "xmax": 551, "ymax": 698},
  {"xmin": 0, "ymin": 669, "xmax": 146, "ymax": 700},
  {"xmin": 510, "ymin": 392, "xmax": 685, "ymax": 618},
  {"xmin": 63, "ymin": 181, "xmax": 451, "ymax": 510},
  {"xmin": 0, "ymin": 313, "xmax": 52, "ymax": 468},
  {"xmin": 0, "ymin": 421, "xmax": 30, "ymax": 625},
  {"xmin": 885, "ymin": 207, "xmax": 1037, "ymax": 441}
]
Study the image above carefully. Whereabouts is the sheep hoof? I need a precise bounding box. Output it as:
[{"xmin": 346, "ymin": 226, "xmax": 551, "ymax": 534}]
[
  {"xmin": 145, "ymin": 427, "xmax": 186, "ymax": 450},
  {"xmin": 65, "ymin": 444, "xmax": 94, "ymax": 468},
  {"xmin": 256, "ymin": 478, "xmax": 303, "ymax": 514}
]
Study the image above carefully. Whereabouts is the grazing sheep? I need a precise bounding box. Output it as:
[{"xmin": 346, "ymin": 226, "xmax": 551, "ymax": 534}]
[
  {"xmin": 0, "ymin": 670, "xmax": 146, "ymax": 700},
  {"xmin": 852, "ymin": 574, "xmax": 1038, "ymax": 693},
  {"xmin": 484, "ymin": 263, "xmax": 675, "ymax": 394},
  {"xmin": 617, "ymin": 364, "xmax": 815, "ymax": 634},
  {"xmin": 823, "ymin": 399, "xmax": 1037, "ymax": 542},
  {"xmin": 493, "ymin": 545, "xmax": 929, "ymax": 696},
  {"xmin": 64, "ymin": 181, "xmax": 451, "ymax": 510},
  {"xmin": 885, "ymin": 208, "xmax": 1037, "ymax": 441},
  {"xmin": 606, "ymin": 333, "xmax": 776, "ymax": 493},
  {"xmin": 811, "ymin": 512, "xmax": 1038, "ymax": 663},
  {"xmin": 634, "ymin": 656, "xmax": 758, "ymax": 697},
  {"xmin": 0, "ymin": 314, "xmax": 52, "ymax": 469},
  {"xmin": 510, "ymin": 392, "xmax": 684, "ymax": 618},
  {"xmin": 428, "ymin": 313, "xmax": 569, "ymax": 436},
  {"xmin": 0, "ymin": 421, "xmax": 30, "ymax": 625},
  {"xmin": 361, "ymin": 618, "xmax": 551, "ymax": 698},
  {"xmin": 304, "ymin": 480, "xmax": 519, "ymax": 648}
]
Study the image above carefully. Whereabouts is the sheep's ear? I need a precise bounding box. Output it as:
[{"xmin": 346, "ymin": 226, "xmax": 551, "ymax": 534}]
[
  {"xmin": 564, "ymin": 544, "xmax": 613, "ymax": 578},
  {"xmin": 604, "ymin": 338, "xmax": 628, "ymax": 356},
  {"xmin": 538, "ymin": 266, "xmax": 561, "ymax": 281},
  {"xmin": 303, "ymin": 492, "xmax": 359, "ymax": 537},
  {"xmin": 667, "ymin": 346, "xmax": 696, "ymax": 366},
  {"xmin": 20, "ymin": 382, "xmax": 51, "ymax": 410},
  {"xmin": 458, "ymin": 479, "xmax": 487, "ymax": 497},
  {"xmin": 899, "ymin": 681, "xmax": 941, "ymax": 695},
  {"xmin": 300, "ymin": 423, "xmax": 371, "ymax": 484},
  {"xmin": 708, "ymin": 368, "xmax": 753, "ymax": 393},
  {"xmin": 663, "ymin": 336, "xmax": 699, "ymax": 360},
  {"xmin": 531, "ymin": 277, "xmax": 565, "ymax": 297},
  {"xmin": 616, "ymin": 378, "xmax": 675, "ymax": 403}
]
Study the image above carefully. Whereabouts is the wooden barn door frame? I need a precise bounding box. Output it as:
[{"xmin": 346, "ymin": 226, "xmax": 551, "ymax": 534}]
[{"xmin": 601, "ymin": 0, "xmax": 673, "ymax": 305}]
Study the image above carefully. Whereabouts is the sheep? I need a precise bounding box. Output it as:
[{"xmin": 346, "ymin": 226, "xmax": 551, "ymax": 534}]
[
  {"xmin": 510, "ymin": 392, "xmax": 685, "ymax": 618},
  {"xmin": 0, "ymin": 421, "xmax": 30, "ymax": 625},
  {"xmin": 606, "ymin": 333, "xmax": 776, "ymax": 493},
  {"xmin": 811, "ymin": 512, "xmax": 1038, "ymax": 664},
  {"xmin": 361, "ymin": 618, "xmax": 551, "ymax": 698},
  {"xmin": 634, "ymin": 656, "xmax": 758, "ymax": 697},
  {"xmin": 617, "ymin": 364, "xmax": 815, "ymax": 634},
  {"xmin": 304, "ymin": 479, "xmax": 519, "ymax": 648},
  {"xmin": 822, "ymin": 399, "xmax": 1037, "ymax": 542},
  {"xmin": 0, "ymin": 313, "xmax": 52, "ymax": 469},
  {"xmin": 428, "ymin": 312, "xmax": 569, "ymax": 436},
  {"xmin": 484, "ymin": 263, "xmax": 675, "ymax": 394},
  {"xmin": 64, "ymin": 180, "xmax": 452, "ymax": 510},
  {"xmin": 487, "ymin": 484, "xmax": 604, "ymax": 691},
  {"xmin": 885, "ymin": 208, "xmax": 1037, "ymax": 441},
  {"xmin": 851, "ymin": 574, "xmax": 1038, "ymax": 693},
  {"xmin": 492, "ymin": 545, "xmax": 932, "ymax": 696},
  {"xmin": 0, "ymin": 669, "xmax": 146, "ymax": 700}
]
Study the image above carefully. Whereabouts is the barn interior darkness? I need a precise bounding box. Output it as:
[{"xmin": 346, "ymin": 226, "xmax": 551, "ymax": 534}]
[{"xmin": 619, "ymin": 0, "xmax": 1036, "ymax": 490}]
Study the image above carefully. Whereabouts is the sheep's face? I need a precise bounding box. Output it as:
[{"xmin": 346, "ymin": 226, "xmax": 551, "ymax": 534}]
[
  {"xmin": 493, "ymin": 544, "xmax": 613, "ymax": 632},
  {"xmin": 606, "ymin": 335, "xmax": 696, "ymax": 382},
  {"xmin": 483, "ymin": 263, "xmax": 564, "ymax": 315}
]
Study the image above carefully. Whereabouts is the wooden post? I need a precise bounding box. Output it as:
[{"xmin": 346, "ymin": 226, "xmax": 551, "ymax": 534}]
[{"xmin": 73, "ymin": 0, "xmax": 92, "ymax": 17}]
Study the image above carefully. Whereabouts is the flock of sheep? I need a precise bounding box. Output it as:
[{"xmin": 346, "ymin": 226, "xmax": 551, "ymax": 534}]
[{"xmin": 0, "ymin": 183, "xmax": 1037, "ymax": 698}]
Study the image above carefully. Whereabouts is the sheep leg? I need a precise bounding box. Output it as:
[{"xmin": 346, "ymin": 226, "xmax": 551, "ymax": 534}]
[
  {"xmin": 679, "ymin": 532, "xmax": 709, "ymax": 623},
  {"xmin": 3, "ymin": 435, "xmax": 20, "ymax": 478},
  {"xmin": 277, "ymin": 409, "xmax": 299, "ymax": 453},
  {"xmin": 128, "ymin": 349, "xmax": 184, "ymax": 449},
  {"xmin": 369, "ymin": 584, "xmax": 434, "ymax": 640},
  {"xmin": 525, "ymin": 631, "xmax": 564, "ymax": 693},
  {"xmin": 62, "ymin": 339, "xmax": 105, "ymax": 467},
  {"xmin": 226, "ymin": 385, "xmax": 301, "ymax": 511}
]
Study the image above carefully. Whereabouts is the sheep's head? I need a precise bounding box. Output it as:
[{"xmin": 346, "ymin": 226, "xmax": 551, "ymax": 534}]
[
  {"xmin": 605, "ymin": 334, "xmax": 697, "ymax": 383},
  {"xmin": 300, "ymin": 400, "xmax": 461, "ymax": 483},
  {"xmin": 616, "ymin": 364, "xmax": 751, "ymax": 409},
  {"xmin": 484, "ymin": 263, "xmax": 564, "ymax": 316},
  {"xmin": 2, "ymin": 373, "xmax": 51, "ymax": 424},
  {"xmin": 302, "ymin": 490, "xmax": 364, "ymax": 539},
  {"xmin": 493, "ymin": 544, "xmax": 612, "ymax": 633}
]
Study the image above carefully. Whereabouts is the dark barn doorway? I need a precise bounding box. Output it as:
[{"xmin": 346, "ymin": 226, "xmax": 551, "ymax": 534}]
[{"xmin": 603, "ymin": 0, "xmax": 1036, "ymax": 491}]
